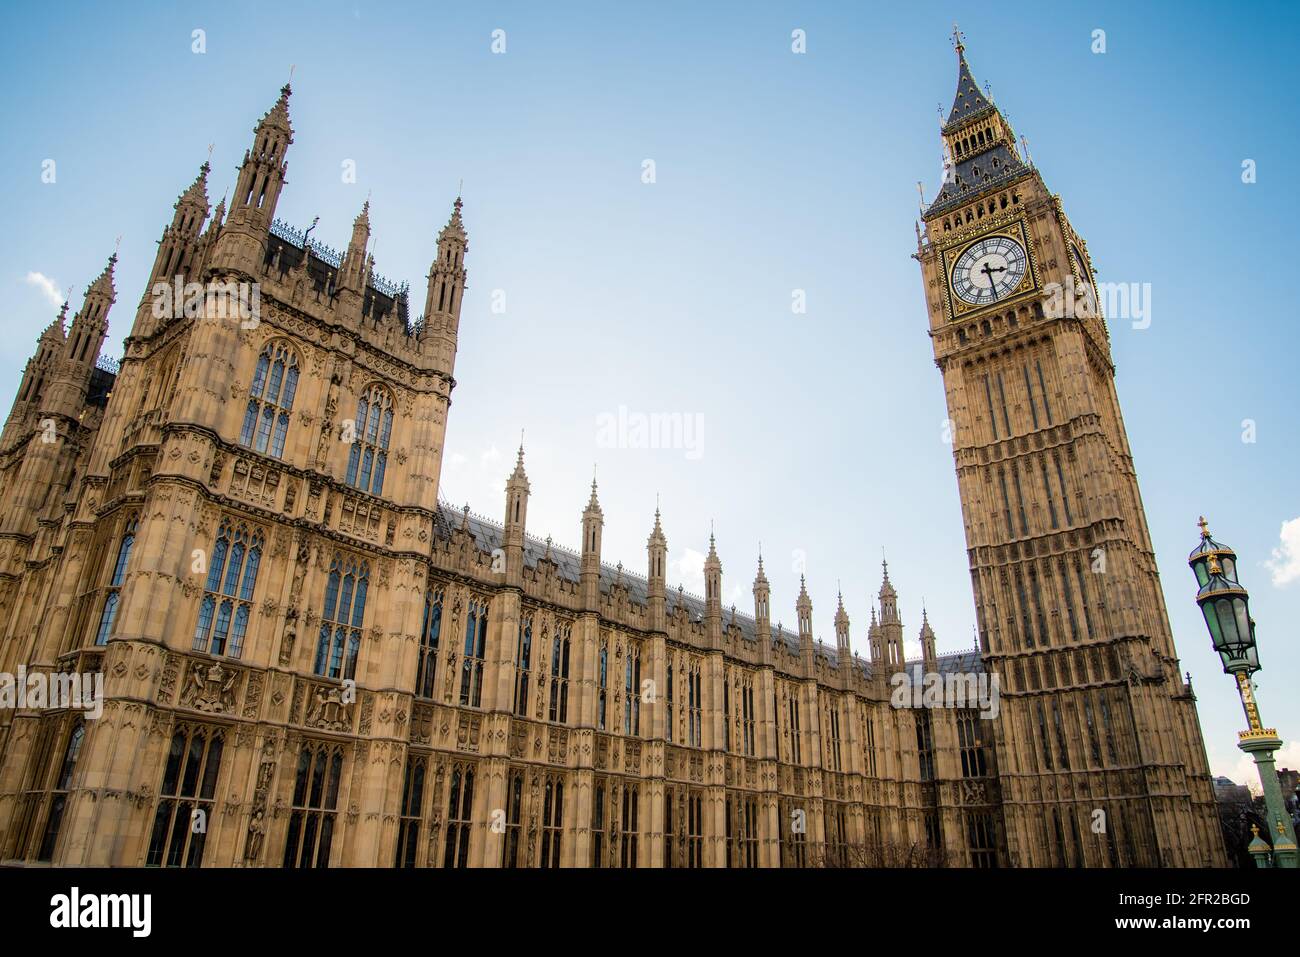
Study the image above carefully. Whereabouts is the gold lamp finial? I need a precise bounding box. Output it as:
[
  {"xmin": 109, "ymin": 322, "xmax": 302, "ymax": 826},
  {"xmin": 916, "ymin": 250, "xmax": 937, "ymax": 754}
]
[
  {"xmin": 1207, "ymin": 552, "xmax": 1222, "ymax": 575},
  {"xmin": 1197, "ymin": 515, "xmax": 1210, "ymax": 539}
]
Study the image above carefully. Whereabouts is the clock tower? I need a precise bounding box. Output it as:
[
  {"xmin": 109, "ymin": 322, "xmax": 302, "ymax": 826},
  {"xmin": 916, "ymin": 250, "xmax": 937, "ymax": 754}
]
[{"xmin": 915, "ymin": 31, "xmax": 1225, "ymax": 866}]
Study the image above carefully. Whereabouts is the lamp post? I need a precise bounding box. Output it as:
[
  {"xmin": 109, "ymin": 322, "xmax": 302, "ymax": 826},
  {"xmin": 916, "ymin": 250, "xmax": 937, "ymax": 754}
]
[{"xmin": 1188, "ymin": 517, "xmax": 1297, "ymax": 868}]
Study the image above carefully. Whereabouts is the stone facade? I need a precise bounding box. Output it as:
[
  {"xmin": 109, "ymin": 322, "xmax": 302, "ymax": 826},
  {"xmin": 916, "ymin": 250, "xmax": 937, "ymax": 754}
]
[{"xmin": 0, "ymin": 40, "xmax": 1222, "ymax": 868}]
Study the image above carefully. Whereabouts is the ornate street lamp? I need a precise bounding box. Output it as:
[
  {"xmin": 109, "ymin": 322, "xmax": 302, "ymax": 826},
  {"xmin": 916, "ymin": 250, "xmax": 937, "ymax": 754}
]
[{"xmin": 1189, "ymin": 517, "xmax": 1297, "ymax": 868}]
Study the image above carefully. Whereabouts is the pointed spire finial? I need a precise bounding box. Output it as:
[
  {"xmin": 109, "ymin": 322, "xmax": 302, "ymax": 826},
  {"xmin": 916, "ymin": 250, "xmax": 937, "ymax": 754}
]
[
  {"xmin": 1197, "ymin": 515, "xmax": 1210, "ymax": 539},
  {"xmin": 952, "ymin": 22, "xmax": 965, "ymax": 54}
]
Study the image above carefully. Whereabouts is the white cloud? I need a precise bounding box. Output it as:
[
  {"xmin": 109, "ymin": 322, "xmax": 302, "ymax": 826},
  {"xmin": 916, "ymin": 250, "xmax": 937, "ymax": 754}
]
[
  {"xmin": 25, "ymin": 271, "xmax": 63, "ymax": 307},
  {"xmin": 1264, "ymin": 517, "xmax": 1300, "ymax": 587},
  {"xmin": 1219, "ymin": 739, "xmax": 1300, "ymax": 796},
  {"xmin": 673, "ymin": 548, "xmax": 705, "ymax": 595},
  {"xmin": 479, "ymin": 445, "xmax": 501, "ymax": 469},
  {"xmin": 447, "ymin": 452, "xmax": 467, "ymax": 469}
]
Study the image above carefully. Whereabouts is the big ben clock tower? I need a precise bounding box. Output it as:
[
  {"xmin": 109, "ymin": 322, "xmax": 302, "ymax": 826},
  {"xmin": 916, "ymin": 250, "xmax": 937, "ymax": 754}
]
[{"xmin": 915, "ymin": 30, "xmax": 1225, "ymax": 866}]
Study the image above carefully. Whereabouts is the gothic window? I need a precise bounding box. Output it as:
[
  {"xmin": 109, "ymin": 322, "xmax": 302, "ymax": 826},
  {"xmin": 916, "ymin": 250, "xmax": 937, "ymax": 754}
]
[
  {"xmin": 591, "ymin": 781, "xmax": 606, "ymax": 868},
  {"xmin": 787, "ymin": 693, "xmax": 801, "ymax": 763},
  {"xmin": 741, "ymin": 679, "xmax": 755, "ymax": 756},
  {"xmin": 313, "ymin": 554, "xmax": 369, "ymax": 681},
  {"xmin": 862, "ymin": 707, "xmax": 878, "ymax": 777},
  {"xmin": 619, "ymin": 785, "xmax": 638, "ymax": 868},
  {"xmin": 664, "ymin": 789, "xmax": 677, "ymax": 868},
  {"xmin": 1036, "ymin": 360, "xmax": 1053, "ymax": 423},
  {"xmin": 1054, "ymin": 452, "xmax": 1073, "ymax": 525},
  {"xmin": 597, "ymin": 641, "xmax": 608, "ymax": 731},
  {"xmin": 1011, "ymin": 463, "xmax": 1029, "ymax": 535},
  {"xmin": 924, "ymin": 811, "xmax": 942, "ymax": 850},
  {"xmin": 192, "ymin": 518, "xmax": 263, "ymax": 659},
  {"xmin": 1052, "ymin": 701, "xmax": 1071, "ymax": 769},
  {"xmin": 459, "ymin": 599, "xmax": 488, "ymax": 707},
  {"xmin": 36, "ymin": 722, "xmax": 84, "ymax": 862},
  {"xmin": 665, "ymin": 659, "xmax": 674, "ymax": 743},
  {"xmin": 1023, "ymin": 364, "xmax": 1040, "ymax": 429},
  {"xmin": 967, "ymin": 813, "xmax": 998, "ymax": 868},
  {"xmin": 725, "ymin": 794, "xmax": 735, "ymax": 866},
  {"xmin": 686, "ymin": 792, "xmax": 704, "ymax": 868},
  {"xmin": 826, "ymin": 704, "xmax": 842, "ymax": 772},
  {"xmin": 1083, "ymin": 698, "xmax": 1103, "ymax": 766},
  {"xmin": 512, "ymin": 613, "xmax": 533, "ymax": 716},
  {"xmin": 94, "ymin": 515, "xmax": 137, "ymax": 646},
  {"xmin": 723, "ymin": 676, "xmax": 731, "ymax": 751},
  {"xmin": 240, "ymin": 341, "xmax": 298, "ymax": 459},
  {"xmin": 416, "ymin": 587, "xmax": 442, "ymax": 698},
  {"xmin": 540, "ymin": 777, "xmax": 563, "ymax": 868},
  {"xmin": 501, "ymin": 770, "xmax": 524, "ymax": 868},
  {"xmin": 443, "ymin": 764, "xmax": 474, "ymax": 868},
  {"xmin": 1060, "ymin": 559, "xmax": 1080, "ymax": 642},
  {"xmin": 740, "ymin": 796, "xmax": 760, "ymax": 867},
  {"xmin": 1040, "ymin": 457, "xmax": 1059, "ymax": 529},
  {"xmin": 548, "ymin": 623, "xmax": 570, "ymax": 723},
  {"xmin": 1099, "ymin": 695, "xmax": 1120, "ymax": 763},
  {"xmin": 827, "ymin": 804, "xmax": 849, "ymax": 866},
  {"xmin": 395, "ymin": 756, "xmax": 426, "ymax": 868},
  {"xmin": 983, "ymin": 374, "xmax": 998, "ymax": 440},
  {"xmin": 916, "ymin": 712, "xmax": 935, "ymax": 781},
  {"xmin": 147, "ymin": 725, "xmax": 225, "ymax": 867},
  {"xmin": 282, "ymin": 741, "xmax": 343, "ymax": 868},
  {"xmin": 998, "ymin": 469, "xmax": 1014, "ymax": 537},
  {"xmin": 623, "ymin": 642, "xmax": 641, "ymax": 736},
  {"xmin": 1036, "ymin": 702, "xmax": 1054, "ymax": 771},
  {"xmin": 688, "ymin": 662, "xmax": 703, "ymax": 748},
  {"xmin": 957, "ymin": 710, "xmax": 987, "ymax": 777},
  {"xmin": 779, "ymin": 798, "xmax": 806, "ymax": 868},
  {"xmin": 345, "ymin": 384, "xmax": 393, "ymax": 496}
]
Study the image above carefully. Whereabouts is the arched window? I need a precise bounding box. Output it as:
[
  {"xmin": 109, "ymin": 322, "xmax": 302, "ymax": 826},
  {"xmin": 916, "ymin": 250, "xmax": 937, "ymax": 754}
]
[
  {"xmin": 239, "ymin": 341, "xmax": 299, "ymax": 458},
  {"xmin": 540, "ymin": 777, "xmax": 564, "ymax": 868},
  {"xmin": 548, "ymin": 623, "xmax": 570, "ymax": 723},
  {"xmin": 395, "ymin": 756, "xmax": 426, "ymax": 868},
  {"xmin": 444, "ymin": 764, "xmax": 474, "ymax": 868},
  {"xmin": 459, "ymin": 599, "xmax": 488, "ymax": 707},
  {"xmin": 193, "ymin": 519, "xmax": 264, "ymax": 658},
  {"xmin": 512, "ymin": 614, "xmax": 532, "ymax": 716},
  {"xmin": 345, "ymin": 385, "xmax": 393, "ymax": 496},
  {"xmin": 313, "ymin": 554, "xmax": 369, "ymax": 680},
  {"xmin": 282, "ymin": 742, "xmax": 343, "ymax": 868},
  {"xmin": 623, "ymin": 642, "xmax": 640, "ymax": 736},
  {"xmin": 36, "ymin": 722, "xmax": 85, "ymax": 861},
  {"xmin": 95, "ymin": 515, "xmax": 138, "ymax": 646},
  {"xmin": 147, "ymin": 725, "xmax": 224, "ymax": 867},
  {"xmin": 597, "ymin": 642, "xmax": 608, "ymax": 731},
  {"xmin": 415, "ymin": 587, "xmax": 442, "ymax": 698}
]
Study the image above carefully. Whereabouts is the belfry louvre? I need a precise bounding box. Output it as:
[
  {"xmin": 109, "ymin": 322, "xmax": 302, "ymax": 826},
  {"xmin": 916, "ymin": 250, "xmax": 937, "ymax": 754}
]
[{"xmin": 0, "ymin": 41, "xmax": 1224, "ymax": 868}]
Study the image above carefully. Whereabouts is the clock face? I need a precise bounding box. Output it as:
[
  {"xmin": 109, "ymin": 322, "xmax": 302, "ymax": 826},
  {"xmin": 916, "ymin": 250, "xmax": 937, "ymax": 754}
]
[{"xmin": 951, "ymin": 235, "xmax": 1029, "ymax": 306}]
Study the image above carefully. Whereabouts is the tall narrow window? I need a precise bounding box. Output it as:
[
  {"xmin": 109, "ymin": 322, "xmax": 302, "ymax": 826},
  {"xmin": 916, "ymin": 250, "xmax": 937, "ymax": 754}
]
[
  {"xmin": 863, "ymin": 708, "xmax": 878, "ymax": 776},
  {"xmin": 687, "ymin": 792, "xmax": 704, "ymax": 868},
  {"xmin": 95, "ymin": 516, "xmax": 137, "ymax": 646},
  {"xmin": 512, "ymin": 614, "xmax": 533, "ymax": 716},
  {"xmin": 239, "ymin": 341, "xmax": 298, "ymax": 458},
  {"xmin": 1036, "ymin": 360, "xmax": 1053, "ymax": 423},
  {"xmin": 998, "ymin": 469, "xmax": 1014, "ymax": 538},
  {"xmin": 548, "ymin": 623, "xmax": 570, "ymax": 723},
  {"xmin": 395, "ymin": 757, "xmax": 425, "ymax": 867},
  {"xmin": 1083, "ymin": 698, "xmax": 1103, "ymax": 766},
  {"xmin": 501, "ymin": 771, "xmax": 524, "ymax": 868},
  {"xmin": 665, "ymin": 660, "xmax": 674, "ymax": 743},
  {"xmin": 957, "ymin": 710, "xmax": 987, "ymax": 777},
  {"xmin": 36, "ymin": 722, "xmax": 85, "ymax": 862},
  {"xmin": 741, "ymin": 681, "xmax": 755, "ymax": 756},
  {"xmin": 1054, "ymin": 452, "xmax": 1073, "ymax": 525},
  {"xmin": 742, "ymin": 796, "xmax": 759, "ymax": 868},
  {"xmin": 1060, "ymin": 559, "xmax": 1080, "ymax": 642},
  {"xmin": 996, "ymin": 373, "xmax": 1012, "ymax": 435},
  {"xmin": 313, "ymin": 554, "xmax": 369, "ymax": 681},
  {"xmin": 282, "ymin": 742, "xmax": 343, "ymax": 868},
  {"xmin": 623, "ymin": 643, "xmax": 640, "ymax": 736},
  {"xmin": 147, "ymin": 726, "xmax": 224, "ymax": 867},
  {"xmin": 416, "ymin": 588, "xmax": 442, "ymax": 698},
  {"xmin": 916, "ymin": 712, "xmax": 935, "ymax": 781},
  {"xmin": 1023, "ymin": 365, "xmax": 1040, "ymax": 429},
  {"xmin": 591, "ymin": 782, "xmax": 606, "ymax": 868},
  {"xmin": 723, "ymin": 677, "xmax": 731, "ymax": 751},
  {"xmin": 193, "ymin": 519, "xmax": 263, "ymax": 658},
  {"xmin": 788, "ymin": 694, "xmax": 801, "ymax": 763},
  {"xmin": 983, "ymin": 374, "xmax": 999, "ymax": 440},
  {"xmin": 688, "ymin": 664, "xmax": 702, "ymax": 747},
  {"xmin": 459, "ymin": 599, "xmax": 488, "ymax": 707},
  {"xmin": 1011, "ymin": 463, "xmax": 1029, "ymax": 535},
  {"xmin": 345, "ymin": 385, "xmax": 394, "ymax": 496},
  {"xmin": 1036, "ymin": 702, "xmax": 1054, "ymax": 771},
  {"xmin": 826, "ymin": 705, "xmax": 842, "ymax": 771},
  {"xmin": 540, "ymin": 777, "xmax": 564, "ymax": 867},
  {"xmin": 1040, "ymin": 458, "xmax": 1059, "ymax": 529},
  {"xmin": 619, "ymin": 785, "xmax": 639, "ymax": 868},
  {"xmin": 443, "ymin": 765, "xmax": 474, "ymax": 868},
  {"xmin": 597, "ymin": 642, "xmax": 608, "ymax": 731}
]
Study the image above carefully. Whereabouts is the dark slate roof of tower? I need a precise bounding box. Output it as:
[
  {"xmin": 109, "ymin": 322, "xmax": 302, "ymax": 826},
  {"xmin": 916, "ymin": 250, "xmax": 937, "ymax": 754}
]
[
  {"xmin": 925, "ymin": 141, "xmax": 1029, "ymax": 219},
  {"xmin": 432, "ymin": 501, "xmax": 983, "ymax": 680},
  {"xmin": 945, "ymin": 48, "xmax": 994, "ymax": 127}
]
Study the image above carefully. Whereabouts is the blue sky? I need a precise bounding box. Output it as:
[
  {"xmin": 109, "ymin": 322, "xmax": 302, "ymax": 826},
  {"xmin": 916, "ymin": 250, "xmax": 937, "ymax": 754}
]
[{"xmin": 1, "ymin": 0, "xmax": 1296, "ymax": 783}]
